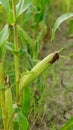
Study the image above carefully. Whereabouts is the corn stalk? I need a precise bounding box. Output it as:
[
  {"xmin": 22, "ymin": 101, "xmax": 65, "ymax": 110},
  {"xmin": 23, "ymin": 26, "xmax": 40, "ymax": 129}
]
[{"xmin": 12, "ymin": 0, "xmax": 20, "ymax": 99}]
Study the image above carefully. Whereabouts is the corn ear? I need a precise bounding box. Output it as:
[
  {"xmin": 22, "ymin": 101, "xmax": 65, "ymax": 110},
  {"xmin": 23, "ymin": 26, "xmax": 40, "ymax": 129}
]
[
  {"xmin": 5, "ymin": 87, "xmax": 13, "ymax": 122},
  {"xmin": 19, "ymin": 52, "xmax": 59, "ymax": 94}
]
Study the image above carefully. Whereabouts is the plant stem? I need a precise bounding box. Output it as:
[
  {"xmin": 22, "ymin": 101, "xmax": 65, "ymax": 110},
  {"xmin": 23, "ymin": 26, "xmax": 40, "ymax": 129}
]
[
  {"xmin": 0, "ymin": 61, "xmax": 7, "ymax": 130},
  {"xmin": 12, "ymin": 0, "xmax": 20, "ymax": 99}
]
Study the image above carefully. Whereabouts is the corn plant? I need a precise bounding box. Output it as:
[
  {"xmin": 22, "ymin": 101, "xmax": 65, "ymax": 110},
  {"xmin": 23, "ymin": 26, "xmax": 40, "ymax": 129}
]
[{"xmin": 0, "ymin": 0, "xmax": 60, "ymax": 130}]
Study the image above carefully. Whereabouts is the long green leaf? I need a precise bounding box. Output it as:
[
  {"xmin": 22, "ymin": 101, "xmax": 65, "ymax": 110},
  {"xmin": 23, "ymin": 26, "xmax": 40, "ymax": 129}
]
[
  {"xmin": 0, "ymin": 0, "xmax": 10, "ymax": 20},
  {"xmin": 13, "ymin": 113, "xmax": 29, "ymax": 130},
  {"xmin": 6, "ymin": 42, "xmax": 21, "ymax": 54},
  {"xmin": 0, "ymin": 25, "xmax": 9, "ymax": 46},
  {"xmin": 17, "ymin": 25, "xmax": 34, "ymax": 47},
  {"xmin": 16, "ymin": 0, "xmax": 31, "ymax": 17},
  {"xmin": 51, "ymin": 13, "xmax": 73, "ymax": 41},
  {"xmin": 21, "ymin": 86, "xmax": 30, "ymax": 117},
  {"xmin": 0, "ymin": 25, "xmax": 9, "ymax": 58},
  {"xmin": 0, "ymin": 0, "xmax": 10, "ymax": 10},
  {"xmin": 60, "ymin": 117, "xmax": 73, "ymax": 130},
  {"xmin": 17, "ymin": 25, "xmax": 34, "ymax": 56},
  {"xmin": 0, "ymin": 0, "xmax": 14, "ymax": 23}
]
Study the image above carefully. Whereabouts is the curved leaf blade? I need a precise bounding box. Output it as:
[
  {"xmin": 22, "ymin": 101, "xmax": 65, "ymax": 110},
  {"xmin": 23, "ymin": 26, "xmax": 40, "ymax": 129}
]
[
  {"xmin": 60, "ymin": 117, "xmax": 73, "ymax": 130},
  {"xmin": 0, "ymin": 0, "xmax": 10, "ymax": 10},
  {"xmin": 16, "ymin": 0, "xmax": 31, "ymax": 17},
  {"xmin": 13, "ymin": 113, "xmax": 29, "ymax": 130},
  {"xmin": 0, "ymin": 24, "xmax": 9, "ymax": 58},
  {"xmin": 17, "ymin": 25, "xmax": 34, "ymax": 57},
  {"xmin": 6, "ymin": 42, "xmax": 25, "ymax": 55},
  {"xmin": 0, "ymin": 24, "xmax": 9, "ymax": 46},
  {"xmin": 0, "ymin": 0, "xmax": 14, "ymax": 24},
  {"xmin": 17, "ymin": 25, "xmax": 34, "ymax": 47},
  {"xmin": 51, "ymin": 13, "xmax": 73, "ymax": 41}
]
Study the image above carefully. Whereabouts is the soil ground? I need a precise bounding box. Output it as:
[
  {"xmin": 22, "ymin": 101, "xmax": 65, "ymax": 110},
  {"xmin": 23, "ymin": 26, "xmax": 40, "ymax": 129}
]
[{"xmin": 31, "ymin": 23, "xmax": 73, "ymax": 130}]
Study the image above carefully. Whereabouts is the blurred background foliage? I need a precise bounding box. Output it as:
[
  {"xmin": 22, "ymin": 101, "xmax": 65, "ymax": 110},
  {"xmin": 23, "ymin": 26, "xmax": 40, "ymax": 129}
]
[{"xmin": 0, "ymin": 0, "xmax": 73, "ymax": 36}]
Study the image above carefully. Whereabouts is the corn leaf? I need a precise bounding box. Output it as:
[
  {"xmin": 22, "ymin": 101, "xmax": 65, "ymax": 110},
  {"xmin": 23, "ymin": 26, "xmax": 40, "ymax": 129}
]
[
  {"xmin": 0, "ymin": 0, "xmax": 10, "ymax": 10},
  {"xmin": 60, "ymin": 117, "xmax": 73, "ymax": 130},
  {"xmin": 0, "ymin": 0, "xmax": 14, "ymax": 23},
  {"xmin": 17, "ymin": 25, "xmax": 34, "ymax": 56},
  {"xmin": 16, "ymin": 0, "xmax": 31, "ymax": 17},
  {"xmin": 51, "ymin": 13, "xmax": 73, "ymax": 41},
  {"xmin": 17, "ymin": 25, "xmax": 34, "ymax": 47},
  {"xmin": 21, "ymin": 86, "xmax": 30, "ymax": 117},
  {"xmin": 6, "ymin": 42, "xmax": 21, "ymax": 54},
  {"xmin": 0, "ymin": 25, "xmax": 9, "ymax": 46},
  {"xmin": 13, "ymin": 113, "xmax": 29, "ymax": 130},
  {"xmin": 0, "ymin": 25, "xmax": 9, "ymax": 58}
]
